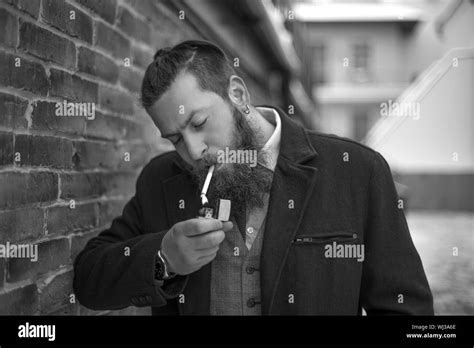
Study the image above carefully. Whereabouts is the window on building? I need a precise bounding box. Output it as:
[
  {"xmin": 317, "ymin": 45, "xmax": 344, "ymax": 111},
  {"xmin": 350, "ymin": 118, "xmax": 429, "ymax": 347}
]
[
  {"xmin": 352, "ymin": 43, "xmax": 371, "ymax": 83},
  {"xmin": 353, "ymin": 111, "xmax": 369, "ymax": 141},
  {"xmin": 312, "ymin": 44, "xmax": 326, "ymax": 84}
]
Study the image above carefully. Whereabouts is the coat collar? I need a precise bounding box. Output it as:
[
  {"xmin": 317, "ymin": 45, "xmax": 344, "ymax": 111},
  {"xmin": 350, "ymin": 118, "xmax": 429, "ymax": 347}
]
[{"xmin": 259, "ymin": 105, "xmax": 317, "ymax": 165}]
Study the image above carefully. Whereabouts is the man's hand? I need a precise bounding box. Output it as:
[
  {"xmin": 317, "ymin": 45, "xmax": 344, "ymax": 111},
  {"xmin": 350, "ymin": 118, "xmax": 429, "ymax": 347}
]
[{"xmin": 160, "ymin": 218, "xmax": 233, "ymax": 275}]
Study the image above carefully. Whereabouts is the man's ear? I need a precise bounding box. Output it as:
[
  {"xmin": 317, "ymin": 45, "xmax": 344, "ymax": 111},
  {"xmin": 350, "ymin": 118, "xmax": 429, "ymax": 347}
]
[{"xmin": 227, "ymin": 75, "xmax": 251, "ymax": 109}]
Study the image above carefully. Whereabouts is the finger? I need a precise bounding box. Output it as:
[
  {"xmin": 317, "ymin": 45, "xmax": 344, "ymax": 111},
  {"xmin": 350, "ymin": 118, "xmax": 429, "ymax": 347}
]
[
  {"xmin": 180, "ymin": 218, "xmax": 223, "ymax": 237},
  {"xmin": 196, "ymin": 245, "xmax": 219, "ymax": 256},
  {"xmin": 222, "ymin": 221, "xmax": 233, "ymax": 232},
  {"xmin": 191, "ymin": 230, "xmax": 225, "ymax": 249}
]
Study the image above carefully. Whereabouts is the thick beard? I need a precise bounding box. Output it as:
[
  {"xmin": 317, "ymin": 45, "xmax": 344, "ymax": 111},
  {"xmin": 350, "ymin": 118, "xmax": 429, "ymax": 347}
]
[{"xmin": 189, "ymin": 106, "xmax": 273, "ymax": 216}]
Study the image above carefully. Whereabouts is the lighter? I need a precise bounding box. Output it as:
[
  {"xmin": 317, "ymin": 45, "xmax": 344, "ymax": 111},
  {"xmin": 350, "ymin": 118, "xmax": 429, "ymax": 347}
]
[{"xmin": 198, "ymin": 165, "xmax": 231, "ymax": 221}]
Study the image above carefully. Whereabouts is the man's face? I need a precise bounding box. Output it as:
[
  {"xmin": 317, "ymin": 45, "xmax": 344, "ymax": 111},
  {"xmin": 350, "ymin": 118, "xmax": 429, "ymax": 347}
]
[
  {"xmin": 148, "ymin": 71, "xmax": 235, "ymax": 168},
  {"xmin": 147, "ymin": 71, "xmax": 273, "ymax": 213}
]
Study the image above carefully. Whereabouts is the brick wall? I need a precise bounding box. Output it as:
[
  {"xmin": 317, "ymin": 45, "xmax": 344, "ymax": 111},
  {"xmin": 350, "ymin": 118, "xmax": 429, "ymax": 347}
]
[{"xmin": 0, "ymin": 0, "xmax": 271, "ymax": 315}]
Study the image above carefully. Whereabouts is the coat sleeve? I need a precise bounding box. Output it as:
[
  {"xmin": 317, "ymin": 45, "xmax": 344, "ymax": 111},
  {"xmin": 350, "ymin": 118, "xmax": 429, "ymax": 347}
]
[
  {"xmin": 360, "ymin": 152, "xmax": 434, "ymax": 315},
  {"xmin": 73, "ymin": 166, "xmax": 188, "ymax": 311}
]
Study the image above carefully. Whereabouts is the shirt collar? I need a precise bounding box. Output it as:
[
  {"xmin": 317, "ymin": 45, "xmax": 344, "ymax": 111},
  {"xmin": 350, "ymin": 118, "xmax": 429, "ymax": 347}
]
[{"xmin": 256, "ymin": 106, "xmax": 281, "ymax": 171}]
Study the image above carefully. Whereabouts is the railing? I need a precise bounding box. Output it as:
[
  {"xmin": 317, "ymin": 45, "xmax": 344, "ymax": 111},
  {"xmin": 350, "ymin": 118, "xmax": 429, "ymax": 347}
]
[{"xmin": 363, "ymin": 47, "xmax": 474, "ymax": 149}]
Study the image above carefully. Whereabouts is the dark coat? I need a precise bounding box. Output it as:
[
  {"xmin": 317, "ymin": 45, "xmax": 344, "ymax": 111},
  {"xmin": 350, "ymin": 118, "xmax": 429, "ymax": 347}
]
[{"xmin": 73, "ymin": 107, "xmax": 434, "ymax": 315}]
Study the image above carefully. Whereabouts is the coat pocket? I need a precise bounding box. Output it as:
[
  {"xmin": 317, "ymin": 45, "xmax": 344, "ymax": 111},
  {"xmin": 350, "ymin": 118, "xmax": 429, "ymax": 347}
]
[{"xmin": 292, "ymin": 230, "xmax": 356, "ymax": 244}]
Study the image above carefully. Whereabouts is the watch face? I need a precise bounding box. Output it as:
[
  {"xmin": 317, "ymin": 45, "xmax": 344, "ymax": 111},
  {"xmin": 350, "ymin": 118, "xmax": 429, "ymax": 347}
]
[{"xmin": 154, "ymin": 257, "xmax": 165, "ymax": 280}]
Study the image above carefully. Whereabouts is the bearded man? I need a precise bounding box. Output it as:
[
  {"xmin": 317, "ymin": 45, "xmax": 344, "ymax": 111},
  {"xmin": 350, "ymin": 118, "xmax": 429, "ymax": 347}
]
[{"xmin": 73, "ymin": 40, "xmax": 433, "ymax": 315}]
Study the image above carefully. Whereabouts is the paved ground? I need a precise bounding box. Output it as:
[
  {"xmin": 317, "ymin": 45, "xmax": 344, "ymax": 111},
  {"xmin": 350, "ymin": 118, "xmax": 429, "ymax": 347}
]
[{"xmin": 407, "ymin": 211, "xmax": 474, "ymax": 315}]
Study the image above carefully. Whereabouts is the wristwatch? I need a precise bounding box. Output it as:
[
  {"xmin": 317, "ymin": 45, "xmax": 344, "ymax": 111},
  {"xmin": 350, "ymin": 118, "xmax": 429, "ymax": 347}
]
[{"xmin": 154, "ymin": 249, "xmax": 176, "ymax": 281}]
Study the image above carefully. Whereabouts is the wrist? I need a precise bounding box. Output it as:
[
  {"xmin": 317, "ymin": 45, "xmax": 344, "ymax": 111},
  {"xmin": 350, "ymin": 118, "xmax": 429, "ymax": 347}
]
[{"xmin": 157, "ymin": 249, "xmax": 176, "ymax": 279}]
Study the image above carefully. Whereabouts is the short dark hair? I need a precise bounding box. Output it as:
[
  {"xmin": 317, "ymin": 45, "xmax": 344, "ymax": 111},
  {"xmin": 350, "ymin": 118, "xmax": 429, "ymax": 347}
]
[{"xmin": 141, "ymin": 40, "xmax": 236, "ymax": 109}]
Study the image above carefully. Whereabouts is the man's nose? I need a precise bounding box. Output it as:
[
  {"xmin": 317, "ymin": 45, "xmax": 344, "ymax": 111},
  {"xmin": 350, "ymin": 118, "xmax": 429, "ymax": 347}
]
[{"xmin": 184, "ymin": 135, "xmax": 206, "ymax": 162}]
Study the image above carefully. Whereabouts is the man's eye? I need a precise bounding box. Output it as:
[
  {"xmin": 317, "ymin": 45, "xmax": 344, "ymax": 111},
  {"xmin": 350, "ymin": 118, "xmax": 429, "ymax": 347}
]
[{"xmin": 193, "ymin": 118, "xmax": 207, "ymax": 129}]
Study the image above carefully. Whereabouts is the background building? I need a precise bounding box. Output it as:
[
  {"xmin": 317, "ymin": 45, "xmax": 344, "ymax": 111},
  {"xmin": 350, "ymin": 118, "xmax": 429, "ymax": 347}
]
[{"xmin": 291, "ymin": 0, "xmax": 474, "ymax": 314}]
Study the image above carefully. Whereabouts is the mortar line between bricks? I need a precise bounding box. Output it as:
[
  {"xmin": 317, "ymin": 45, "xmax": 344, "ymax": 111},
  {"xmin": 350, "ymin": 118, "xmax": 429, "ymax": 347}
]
[
  {"xmin": 0, "ymin": 8, "xmax": 148, "ymax": 74},
  {"xmin": 1, "ymin": 125, "xmax": 152, "ymax": 145},
  {"xmin": 57, "ymin": 172, "xmax": 61, "ymax": 200},
  {"xmin": 0, "ymin": 46, "xmax": 144, "ymax": 99},
  {"xmin": 5, "ymin": 1, "xmax": 116, "ymax": 54},
  {"xmin": 115, "ymin": 0, "xmax": 148, "ymax": 24},
  {"xmin": 0, "ymin": 84, "xmax": 150, "ymax": 124},
  {"xmin": 0, "ymin": 3, "xmax": 91, "ymax": 48},
  {"xmin": 42, "ymin": 205, "xmax": 48, "ymax": 238},
  {"xmin": 74, "ymin": 40, "xmax": 147, "ymax": 74},
  {"xmin": 69, "ymin": 0, "xmax": 162, "ymax": 45},
  {"xmin": 43, "ymin": 194, "xmax": 133, "ymax": 209},
  {"xmin": 0, "ymin": 193, "xmax": 135, "ymax": 215},
  {"xmin": 0, "ymin": 86, "xmax": 144, "ymax": 124},
  {"xmin": 0, "ymin": 166, "xmax": 141, "ymax": 175},
  {"xmin": 37, "ymin": 265, "xmax": 73, "ymax": 289},
  {"xmin": 0, "ymin": 278, "xmax": 35, "ymax": 295},
  {"xmin": 3, "ymin": 265, "xmax": 74, "ymax": 295},
  {"xmin": 47, "ymin": 0, "xmax": 156, "ymax": 58}
]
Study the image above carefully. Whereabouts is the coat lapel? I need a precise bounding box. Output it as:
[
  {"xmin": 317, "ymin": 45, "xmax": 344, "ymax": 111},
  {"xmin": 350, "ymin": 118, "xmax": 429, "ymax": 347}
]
[{"xmin": 260, "ymin": 108, "xmax": 319, "ymax": 315}]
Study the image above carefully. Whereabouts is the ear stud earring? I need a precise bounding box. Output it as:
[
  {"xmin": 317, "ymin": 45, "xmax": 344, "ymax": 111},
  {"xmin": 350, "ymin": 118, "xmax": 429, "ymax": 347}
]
[{"xmin": 243, "ymin": 104, "xmax": 250, "ymax": 115}]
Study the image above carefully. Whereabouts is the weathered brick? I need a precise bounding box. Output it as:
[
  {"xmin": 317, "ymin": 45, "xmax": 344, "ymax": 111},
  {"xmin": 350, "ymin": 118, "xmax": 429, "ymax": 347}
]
[
  {"xmin": 0, "ymin": 284, "xmax": 39, "ymax": 314},
  {"xmin": 19, "ymin": 21, "xmax": 76, "ymax": 69},
  {"xmin": 41, "ymin": 0, "xmax": 93, "ymax": 43},
  {"xmin": 125, "ymin": 0, "xmax": 163, "ymax": 24},
  {"xmin": 7, "ymin": 238, "xmax": 70, "ymax": 283},
  {"xmin": 60, "ymin": 172, "xmax": 104, "ymax": 200},
  {"xmin": 0, "ymin": 171, "xmax": 58, "ymax": 209},
  {"xmin": 119, "ymin": 66, "xmax": 143, "ymax": 94},
  {"xmin": 117, "ymin": 143, "xmax": 151, "ymax": 170},
  {"xmin": 73, "ymin": 141, "xmax": 124, "ymax": 169},
  {"xmin": 95, "ymin": 21, "xmax": 131, "ymax": 58},
  {"xmin": 132, "ymin": 44, "xmax": 153, "ymax": 69},
  {"xmin": 50, "ymin": 68, "xmax": 98, "ymax": 103},
  {"xmin": 123, "ymin": 119, "xmax": 144, "ymax": 140},
  {"xmin": 0, "ymin": 93, "xmax": 28, "ymax": 129},
  {"xmin": 0, "ymin": 131, "xmax": 14, "ymax": 166},
  {"xmin": 84, "ymin": 111, "xmax": 143, "ymax": 141},
  {"xmin": 0, "ymin": 207, "xmax": 44, "ymax": 244},
  {"xmin": 60, "ymin": 171, "xmax": 136, "ymax": 201},
  {"xmin": 0, "ymin": 51, "xmax": 49, "ymax": 96},
  {"xmin": 98, "ymin": 199, "xmax": 127, "ymax": 227},
  {"xmin": 101, "ymin": 172, "xmax": 136, "ymax": 198},
  {"xmin": 7, "ymin": 0, "xmax": 40, "ymax": 18},
  {"xmin": 117, "ymin": 7, "xmax": 151, "ymax": 44},
  {"xmin": 99, "ymin": 85, "xmax": 135, "ymax": 115},
  {"xmin": 71, "ymin": 230, "xmax": 100, "ymax": 260},
  {"xmin": 15, "ymin": 134, "xmax": 73, "ymax": 169},
  {"xmin": 46, "ymin": 203, "xmax": 97, "ymax": 236},
  {"xmin": 31, "ymin": 100, "xmax": 86, "ymax": 135},
  {"xmin": 0, "ymin": 8, "xmax": 18, "ymax": 48},
  {"xmin": 76, "ymin": 0, "xmax": 116, "ymax": 24},
  {"xmin": 39, "ymin": 270, "xmax": 74, "ymax": 313},
  {"xmin": 72, "ymin": 140, "xmax": 120, "ymax": 170},
  {"xmin": 78, "ymin": 47, "xmax": 119, "ymax": 83}
]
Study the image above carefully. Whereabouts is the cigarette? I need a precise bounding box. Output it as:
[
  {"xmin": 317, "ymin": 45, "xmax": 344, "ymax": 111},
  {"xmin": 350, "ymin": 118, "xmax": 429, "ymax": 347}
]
[{"xmin": 200, "ymin": 165, "xmax": 214, "ymax": 205}]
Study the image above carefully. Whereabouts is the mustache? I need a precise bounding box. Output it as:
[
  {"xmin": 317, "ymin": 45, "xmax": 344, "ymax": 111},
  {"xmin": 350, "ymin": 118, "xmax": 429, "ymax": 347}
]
[{"xmin": 194, "ymin": 152, "xmax": 218, "ymax": 171}]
